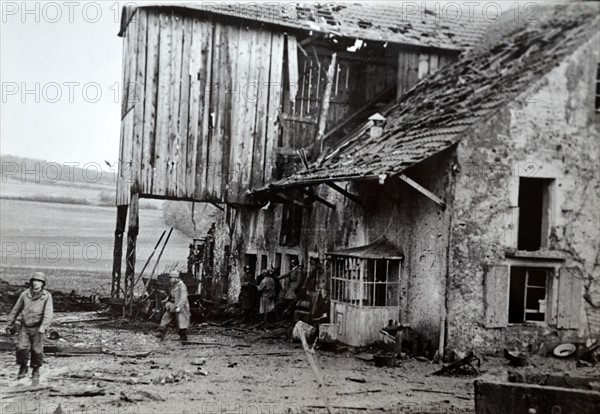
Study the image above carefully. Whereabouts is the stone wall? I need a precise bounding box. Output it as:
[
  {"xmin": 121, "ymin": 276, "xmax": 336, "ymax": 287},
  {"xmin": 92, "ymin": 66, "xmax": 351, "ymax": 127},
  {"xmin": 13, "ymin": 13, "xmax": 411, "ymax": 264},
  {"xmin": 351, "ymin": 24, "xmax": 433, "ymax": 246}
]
[{"xmin": 446, "ymin": 36, "xmax": 600, "ymax": 354}]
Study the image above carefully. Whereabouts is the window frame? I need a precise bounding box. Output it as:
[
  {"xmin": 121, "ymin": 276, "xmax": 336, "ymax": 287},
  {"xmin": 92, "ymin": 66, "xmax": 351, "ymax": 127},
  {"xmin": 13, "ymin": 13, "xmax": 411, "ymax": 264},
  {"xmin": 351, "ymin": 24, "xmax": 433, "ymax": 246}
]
[
  {"xmin": 329, "ymin": 255, "xmax": 401, "ymax": 308},
  {"xmin": 595, "ymin": 62, "xmax": 600, "ymax": 112},
  {"xmin": 505, "ymin": 260, "xmax": 558, "ymax": 327}
]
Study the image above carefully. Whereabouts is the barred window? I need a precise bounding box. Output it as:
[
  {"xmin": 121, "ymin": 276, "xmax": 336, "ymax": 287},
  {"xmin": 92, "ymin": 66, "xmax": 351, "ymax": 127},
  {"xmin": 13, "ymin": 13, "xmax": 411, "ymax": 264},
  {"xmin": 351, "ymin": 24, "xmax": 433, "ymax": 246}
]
[{"xmin": 330, "ymin": 256, "xmax": 401, "ymax": 307}]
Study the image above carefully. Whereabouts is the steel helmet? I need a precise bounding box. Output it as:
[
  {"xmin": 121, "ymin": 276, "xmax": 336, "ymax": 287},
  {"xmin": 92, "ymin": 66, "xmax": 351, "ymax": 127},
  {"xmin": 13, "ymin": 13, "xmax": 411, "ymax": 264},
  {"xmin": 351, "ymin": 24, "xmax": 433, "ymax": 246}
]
[{"xmin": 30, "ymin": 272, "xmax": 47, "ymax": 286}]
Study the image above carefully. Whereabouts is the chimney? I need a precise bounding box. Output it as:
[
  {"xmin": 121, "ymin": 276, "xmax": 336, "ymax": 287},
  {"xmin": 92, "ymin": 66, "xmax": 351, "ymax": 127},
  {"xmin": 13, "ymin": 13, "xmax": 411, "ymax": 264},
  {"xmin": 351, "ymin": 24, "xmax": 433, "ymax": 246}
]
[{"xmin": 368, "ymin": 113, "xmax": 386, "ymax": 139}]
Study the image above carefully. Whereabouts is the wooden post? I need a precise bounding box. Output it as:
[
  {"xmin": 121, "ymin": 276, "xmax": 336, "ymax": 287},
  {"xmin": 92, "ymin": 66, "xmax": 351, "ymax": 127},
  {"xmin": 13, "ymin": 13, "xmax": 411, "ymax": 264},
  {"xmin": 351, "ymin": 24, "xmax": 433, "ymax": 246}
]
[
  {"xmin": 124, "ymin": 192, "xmax": 140, "ymax": 316},
  {"xmin": 111, "ymin": 205, "xmax": 128, "ymax": 298}
]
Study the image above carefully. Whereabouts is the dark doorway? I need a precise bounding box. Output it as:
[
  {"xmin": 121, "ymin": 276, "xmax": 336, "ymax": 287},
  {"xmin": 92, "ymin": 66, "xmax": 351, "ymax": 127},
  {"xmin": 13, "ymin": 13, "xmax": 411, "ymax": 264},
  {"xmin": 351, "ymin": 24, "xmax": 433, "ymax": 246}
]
[
  {"xmin": 260, "ymin": 255, "xmax": 268, "ymax": 271},
  {"xmin": 517, "ymin": 177, "xmax": 553, "ymax": 251},
  {"xmin": 244, "ymin": 254, "xmax": 257, "ymax": 282}
]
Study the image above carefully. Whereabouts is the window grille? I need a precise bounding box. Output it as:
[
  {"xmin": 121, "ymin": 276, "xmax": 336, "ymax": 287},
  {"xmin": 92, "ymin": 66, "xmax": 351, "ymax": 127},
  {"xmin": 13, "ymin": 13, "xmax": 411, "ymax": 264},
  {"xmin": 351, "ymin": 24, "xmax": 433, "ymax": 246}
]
[{"xmin": 330, "ymin": 255, "xmax": 401, "ymax": 307}]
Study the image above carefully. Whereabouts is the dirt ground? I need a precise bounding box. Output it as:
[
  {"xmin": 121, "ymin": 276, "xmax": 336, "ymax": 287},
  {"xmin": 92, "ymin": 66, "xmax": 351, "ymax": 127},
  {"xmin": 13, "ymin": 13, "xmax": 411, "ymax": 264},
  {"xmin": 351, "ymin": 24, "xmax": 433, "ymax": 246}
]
[{"xmin": 1, "ymin": 281, "xmax": 597, "ymax": 414}]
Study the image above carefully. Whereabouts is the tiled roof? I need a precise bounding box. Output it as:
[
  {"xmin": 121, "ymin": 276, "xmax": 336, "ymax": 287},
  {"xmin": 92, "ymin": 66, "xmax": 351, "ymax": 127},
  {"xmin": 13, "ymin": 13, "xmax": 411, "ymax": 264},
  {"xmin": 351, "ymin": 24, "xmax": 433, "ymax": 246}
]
[
  {"xmin": 122, "ymin": 2, "xmax": 489, "ymax": 50},
  {"xmin": 257, "ymin": 4, "xmax": 599, "ymax": 192}
]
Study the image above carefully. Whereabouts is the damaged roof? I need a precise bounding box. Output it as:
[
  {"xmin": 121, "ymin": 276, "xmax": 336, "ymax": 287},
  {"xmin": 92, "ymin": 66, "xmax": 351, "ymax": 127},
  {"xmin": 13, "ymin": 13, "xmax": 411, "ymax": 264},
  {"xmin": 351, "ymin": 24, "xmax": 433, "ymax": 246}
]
[
  {"xmin": 120, "ymin": 2, "xmax": 488, "ymax": 50},
  {"xmin": 256, "ymin": 3, "xmax": 599, "ymax": 191}
]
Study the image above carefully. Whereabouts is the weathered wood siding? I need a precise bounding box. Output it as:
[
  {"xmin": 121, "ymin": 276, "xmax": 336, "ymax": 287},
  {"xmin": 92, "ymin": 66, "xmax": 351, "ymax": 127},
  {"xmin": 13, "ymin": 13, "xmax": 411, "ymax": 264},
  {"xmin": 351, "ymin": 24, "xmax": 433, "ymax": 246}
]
[
  {"xmin": 280, "ymin": 50, "xmax": 397, "ymax": 149},
  {"xmin": 280, "ymin": 46, "xmax": 456, "ymax": 150},
  {"xmin": 117, "ymin": 9, "xmax": 285, "ymax": 205}
]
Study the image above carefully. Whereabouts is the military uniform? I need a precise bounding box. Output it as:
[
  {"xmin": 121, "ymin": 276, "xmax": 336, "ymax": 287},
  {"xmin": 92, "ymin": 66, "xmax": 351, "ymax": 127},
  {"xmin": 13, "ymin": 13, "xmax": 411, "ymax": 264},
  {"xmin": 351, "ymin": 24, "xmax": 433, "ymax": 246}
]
[
  {"xmin": 158, "ymin": 272, "xmax": 190, "ymax": 341},
  {"xmin": 7, "ymin": 272, "xmax": 53, "ymax": 384}
]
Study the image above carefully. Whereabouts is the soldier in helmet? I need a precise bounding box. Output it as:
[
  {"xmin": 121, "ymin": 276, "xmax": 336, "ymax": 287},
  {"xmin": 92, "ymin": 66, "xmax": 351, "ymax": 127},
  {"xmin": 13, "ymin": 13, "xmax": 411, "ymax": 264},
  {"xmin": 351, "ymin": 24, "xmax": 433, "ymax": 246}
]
[
  {"xmin": 238, "ymin": 265, "xmax": 257, "ymax": 324},
  {"xmin": 5, "ymin": 272, "xmax": 53, "ymax": 385},
  {"xmin": 156, "ymin": 272, "xmax": 190, "ymax": 342}
]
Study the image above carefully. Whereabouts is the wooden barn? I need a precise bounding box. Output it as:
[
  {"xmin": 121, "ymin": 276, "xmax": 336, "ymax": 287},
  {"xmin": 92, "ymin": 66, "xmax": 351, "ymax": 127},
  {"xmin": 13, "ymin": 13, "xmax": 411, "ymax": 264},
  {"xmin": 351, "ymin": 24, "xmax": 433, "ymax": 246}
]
[{"xmin": 112, "ymin": 3, "xmax": 485, "ymax": 301}]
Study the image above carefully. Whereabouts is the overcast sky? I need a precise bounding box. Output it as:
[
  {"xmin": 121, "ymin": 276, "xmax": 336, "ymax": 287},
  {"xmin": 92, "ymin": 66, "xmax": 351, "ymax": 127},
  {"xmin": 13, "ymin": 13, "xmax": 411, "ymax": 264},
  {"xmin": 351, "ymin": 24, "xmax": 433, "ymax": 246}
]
[{"xmin": 1, "ymin": 1, "xmax": 124, "ymax": 166}]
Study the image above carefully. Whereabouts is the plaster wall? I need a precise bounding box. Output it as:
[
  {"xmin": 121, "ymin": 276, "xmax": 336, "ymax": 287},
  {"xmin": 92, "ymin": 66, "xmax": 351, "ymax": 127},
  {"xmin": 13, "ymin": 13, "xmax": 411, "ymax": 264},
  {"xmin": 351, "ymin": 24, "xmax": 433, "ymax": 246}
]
[{"xmin": 447, "ymin": 36, "xmax": 600, "ymax": 353}]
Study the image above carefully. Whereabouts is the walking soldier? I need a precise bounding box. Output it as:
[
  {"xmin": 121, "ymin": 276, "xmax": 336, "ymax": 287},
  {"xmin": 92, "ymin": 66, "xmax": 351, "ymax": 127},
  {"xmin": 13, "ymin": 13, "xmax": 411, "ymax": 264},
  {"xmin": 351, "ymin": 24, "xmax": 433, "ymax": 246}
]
[{"xmin": 6, "ymin": 272, "xmax": 53, "ymax": 385}]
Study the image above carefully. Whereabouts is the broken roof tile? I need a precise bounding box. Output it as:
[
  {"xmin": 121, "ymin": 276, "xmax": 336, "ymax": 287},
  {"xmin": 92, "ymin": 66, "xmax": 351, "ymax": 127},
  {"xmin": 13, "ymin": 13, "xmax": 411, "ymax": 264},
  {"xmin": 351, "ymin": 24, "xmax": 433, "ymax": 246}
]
[{"xmin": 256, "ymin": 3, "xmax": 598, "ymax": 192}]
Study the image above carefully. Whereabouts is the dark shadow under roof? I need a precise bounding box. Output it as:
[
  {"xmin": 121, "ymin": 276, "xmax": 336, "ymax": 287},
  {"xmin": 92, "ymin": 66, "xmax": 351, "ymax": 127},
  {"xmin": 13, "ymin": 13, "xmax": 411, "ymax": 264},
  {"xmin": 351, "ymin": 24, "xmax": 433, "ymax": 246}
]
[{"xmin": 327, "ymin": 238, "xmax": 404, "ymax": 260}]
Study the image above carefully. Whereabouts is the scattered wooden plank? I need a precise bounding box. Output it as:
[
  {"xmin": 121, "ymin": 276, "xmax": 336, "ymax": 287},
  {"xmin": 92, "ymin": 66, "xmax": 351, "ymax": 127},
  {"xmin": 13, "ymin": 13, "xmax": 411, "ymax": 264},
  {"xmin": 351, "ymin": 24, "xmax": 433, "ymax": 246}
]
[
  {"xmin": 346, "ymin": 377, "xmax": 367, "ymax": 384},
  {"xmin": 296, "ymin": 324, "xmax": 333, "ymax": 414},
  {"xmin": 431, "ymin": 351, "xmax": 480, "ymax": 376},
  {"xmin": 49, "ymin": 388, "xmax": 107, "ymax": 398},
  {"xmin": 337, "ymin": 389, "xmax": 382, "ymax": 396},
  {"xmin": 1, "ymin": 386, "xmax": 55, "ymax": 398},
  {"xmin": 306, "ymin": 406, "xmax": 368, "ymax": 411},
  {"xmin": 64, "ymin": 373, "xmax": 150, "ymax": 385},
  {"xmin": 44, "ymin": 345, "xmax": 104, "ymax": 354},
  {"xmin": 106, "ymin": 351, "xmax": 151, "ymax": 358},
  {"xmin": 181, "ymin": 341, "xmax": 229, "ymax": 346}
]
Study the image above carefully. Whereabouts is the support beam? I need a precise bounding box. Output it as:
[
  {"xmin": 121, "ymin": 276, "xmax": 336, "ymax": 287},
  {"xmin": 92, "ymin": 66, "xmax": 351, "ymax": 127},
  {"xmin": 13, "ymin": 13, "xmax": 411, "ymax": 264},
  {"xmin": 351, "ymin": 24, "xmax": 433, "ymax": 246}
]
[
  {"xmin": 321, "ymin": 83, "xmax": 396, "ymax": 143},
  {"xmin": 298, "ymin": 187, "xmax": 336, "ymax": 210},
  {"xmin": 275, "ymin": 192, "xmax": 309, "ymax": 208},
  {"xmin": 325, "ymin": 182, "xmax": 362, "ymax": 207},
  {"xmin": 124, "ymin": 192, "xmax": 139, "ymax": 315},
  {"xmin": 111, "ymin": 205, "xmax": 128, "ymax": 298},
  {"xmin": 398, "ymin": 174, "xmax": 446, "ymax": 209},
  {"xmin": 210, "ymin": 202, "xmax": 225, "ymax": 212}
]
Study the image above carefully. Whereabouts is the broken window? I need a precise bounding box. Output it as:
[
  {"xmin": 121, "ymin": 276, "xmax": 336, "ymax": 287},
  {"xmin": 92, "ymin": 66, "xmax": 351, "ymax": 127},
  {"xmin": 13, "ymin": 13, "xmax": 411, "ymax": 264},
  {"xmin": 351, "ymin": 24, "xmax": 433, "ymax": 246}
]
[
  {"xmin": 517, "ymin": 177, "xmax": 553, "ymax": 251},
  {"xmin": 595, "ymin": 62, "xmax": 600, "ymax": 111},
  {"xmin": 418, "ymin": 53, "xmax": 440, "ymax": 80},
  {"xmin": 280, "ymin": 203, "xmax": 303, "ymax": 246},
  {"xmin": 330, "ymin": 256, "xmax": 401, "ymax": 307},
  {"xmin": 508, "ymin": 267, "xmax": 551, "ymax": 323}
]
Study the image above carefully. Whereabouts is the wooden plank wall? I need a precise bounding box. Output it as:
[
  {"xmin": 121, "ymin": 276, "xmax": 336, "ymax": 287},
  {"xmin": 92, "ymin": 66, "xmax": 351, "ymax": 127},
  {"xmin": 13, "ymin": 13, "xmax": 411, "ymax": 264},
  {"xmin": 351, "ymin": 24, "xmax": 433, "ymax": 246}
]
[
  {"xmin": 116, "ymin": 9, "xmax": 285, "ymax": 206},
  {"xmin": 397, "ymin": 49, "xmax": 457, "ymax": 99},
  {"xmin": 281, "ymin": 50, "xmax": 397, "ymax": 150}
]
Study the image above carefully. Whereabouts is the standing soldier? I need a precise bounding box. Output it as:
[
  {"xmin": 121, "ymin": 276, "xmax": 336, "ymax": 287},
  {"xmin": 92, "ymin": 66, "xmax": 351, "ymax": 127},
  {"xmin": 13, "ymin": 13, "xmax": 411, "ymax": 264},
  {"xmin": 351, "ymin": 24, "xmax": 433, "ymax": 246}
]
[
  {"xmin": 238, "ymin": 265, "xmax": 256, "ymax": 324},
  {"xmin": 5, "ymin": 272, "xmax": 53, "ymax": 385},
  {"xmin": 277, "ymin": 259, "xmax": 303, "ymax": 317},
  {"xmin": 257, "ymin": 270, "xmax": 276, "ymax": 322},
  {"xmin": 157, "ymin": 272, "xmax": 190, "ymax": 342}
]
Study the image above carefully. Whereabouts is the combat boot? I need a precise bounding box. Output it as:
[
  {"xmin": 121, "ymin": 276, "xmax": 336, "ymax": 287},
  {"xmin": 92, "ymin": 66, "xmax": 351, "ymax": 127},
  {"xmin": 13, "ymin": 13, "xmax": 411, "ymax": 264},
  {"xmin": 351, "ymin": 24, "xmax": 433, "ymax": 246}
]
[
  {"xmin": 16, "ymin": 365, "xmax": 27, "ymax": 380},
  {"xmin": 155, "ymin": 327, "xmax": 167, "ymax": 341},
  {"xmin": 178, "ymin": 329, "xmax": 188, "ymax": 342},
  {"xmin": 31, "ymin": 368, "xmax": 40, "ymax": 386}
]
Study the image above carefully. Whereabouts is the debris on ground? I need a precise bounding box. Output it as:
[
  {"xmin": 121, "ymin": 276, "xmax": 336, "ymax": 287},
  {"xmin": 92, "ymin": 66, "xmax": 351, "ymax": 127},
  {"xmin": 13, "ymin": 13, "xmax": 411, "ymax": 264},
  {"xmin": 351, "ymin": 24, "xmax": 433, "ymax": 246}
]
[
  {"xmin": 432, "ymin": 351, "xmax": 481, "ymax": 376},
  {"xmin": 346, "ymin": 377, "xmax": 367, "ymax": 383},
  {"xmin": 504, "ymin": 348, "xmax": 530, "ymax": 367}
]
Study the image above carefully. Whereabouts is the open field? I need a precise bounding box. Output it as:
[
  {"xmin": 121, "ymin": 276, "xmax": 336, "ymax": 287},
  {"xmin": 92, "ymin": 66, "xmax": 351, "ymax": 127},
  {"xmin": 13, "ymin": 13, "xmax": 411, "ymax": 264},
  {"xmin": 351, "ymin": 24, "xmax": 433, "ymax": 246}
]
[
  {"xmin": 0, "ymin": 199, "xmax": 191, "ymax": 295},
  {"xmin": 1, "ymin": 175, "xmax": 162, "ymax": 209}
]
